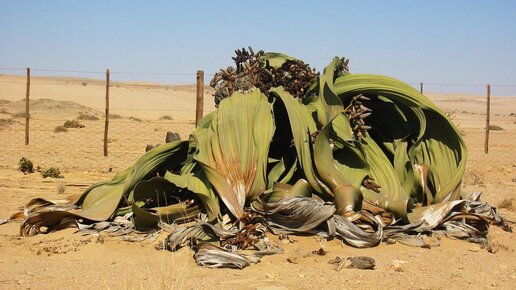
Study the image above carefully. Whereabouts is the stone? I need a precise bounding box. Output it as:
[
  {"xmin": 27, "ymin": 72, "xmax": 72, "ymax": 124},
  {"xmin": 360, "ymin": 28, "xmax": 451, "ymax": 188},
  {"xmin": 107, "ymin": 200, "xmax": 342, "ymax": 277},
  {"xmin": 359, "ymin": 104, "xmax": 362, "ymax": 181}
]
[{"xmin": 165, "ymin": 131, "xmax": 181, "ymax": 143}]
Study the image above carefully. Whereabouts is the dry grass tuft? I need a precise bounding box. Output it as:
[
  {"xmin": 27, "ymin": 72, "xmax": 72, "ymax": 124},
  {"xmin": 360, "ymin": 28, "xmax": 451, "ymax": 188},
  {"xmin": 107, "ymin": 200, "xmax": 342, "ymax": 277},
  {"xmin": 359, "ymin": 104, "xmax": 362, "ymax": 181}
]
[
  {"xmin": 77, "ymin": 113, "xmax": 100, "ymax": 121},
  {"xmin": 54, "ymin": 125, "xmax": 68, "ymax": 133},
  {"xmin": 488, "ymin": 125, "xmax": 504, "ymax": 131},
  {"xmin": 63, "ymin": 120, "xmax": 85, "ymax": 128},
  {"xmin": 160, "ymin": 115, "xmax": 173, "ymax": 120}
]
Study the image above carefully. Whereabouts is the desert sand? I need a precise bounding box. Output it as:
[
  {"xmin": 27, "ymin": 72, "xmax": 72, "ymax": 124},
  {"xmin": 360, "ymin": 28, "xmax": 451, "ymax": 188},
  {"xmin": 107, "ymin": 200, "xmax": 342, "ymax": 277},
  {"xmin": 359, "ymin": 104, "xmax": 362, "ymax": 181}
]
[{"xmin": 0, "ymin": 74, "xmax": 514, "ymax": 289}]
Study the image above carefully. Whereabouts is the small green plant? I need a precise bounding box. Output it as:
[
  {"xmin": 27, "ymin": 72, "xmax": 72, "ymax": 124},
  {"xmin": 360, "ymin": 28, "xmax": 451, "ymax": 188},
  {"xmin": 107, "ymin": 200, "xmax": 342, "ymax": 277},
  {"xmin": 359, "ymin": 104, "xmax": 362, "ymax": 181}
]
[
  {"xmin": 63, "ymin": 120, "xmax": 85, "ymax": 128},
  {"xmin": 77, "ymin": 113, "xmax": 99, "ymax": 121},
  {"xmin": 41, "ymin": 167, "xmax": 63, "ymax": 178},
  {"xmin": 129, "ymin": 116, "xmax": 142, "ymax": 122},
  {"xmin": 18, "ymin": 157, "xmax": 34, "ymax": 174},
  {"xmin": 54, "ymin": 125, "xmax": 68, "ymax": 133},
  {"xmin": 159, "ymin": 115, "xmax": 173, "ymax": 120}
]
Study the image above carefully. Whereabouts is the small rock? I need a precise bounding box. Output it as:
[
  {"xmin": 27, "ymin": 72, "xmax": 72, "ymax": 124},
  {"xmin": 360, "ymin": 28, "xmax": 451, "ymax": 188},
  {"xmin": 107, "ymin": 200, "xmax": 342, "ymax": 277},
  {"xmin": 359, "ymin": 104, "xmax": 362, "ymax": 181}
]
[
  {"xmin": 287, "ymin": 257, "xmax": 298, "ymax": 264},
  {"xmin": 331, "ymin": 256, "xmax": 375, "ymax": 271},
  {"xmin": 346, "ymin": 256, "xmax": 375, "ymax": 270},
  {"xmin": 487, "ymin": 244, "xmax": 499, "ymax": 254},
  {"xmin": 328, "ymin": 256, "xmax": 343, "ymax": 265},
  {"xmin": 422, "ymin": 236, "xmax": 440, "ymax": 248},
  {"xmin": 298, "ymin": 274, "xmax": 305, "ymax": 278},
  {"xmin": 385, "ymin": 238, "xmax": 396, "ymax": 244},
  {"xmin": 145, "ymin": 144, "xmax": 156, "ymax": 152},
  {"xmin": 469, "ymin": 246, "xmax": 481, "ymax": 252},
  {"xmin": 279, "ymin": 234, "xmax": 296, "ymax": 245},
  {"xmin": 165, "ymin": 131, "xmax": 181, "ymax": 143},
  {"xmin": 393, "ymin": 263, "xmax": 404, "ymax": 272},
  {"xmin": 311, "ymin": 247, "xmax": 327, "ymax": 256}
]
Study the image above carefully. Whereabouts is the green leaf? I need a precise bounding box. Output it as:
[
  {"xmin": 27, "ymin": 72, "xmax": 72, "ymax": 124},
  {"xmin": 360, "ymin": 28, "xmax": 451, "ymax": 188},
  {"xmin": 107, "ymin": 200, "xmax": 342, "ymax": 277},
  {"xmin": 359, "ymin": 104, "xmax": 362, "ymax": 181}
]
[
  {"xmin": 193, "ymin": 89, "xmax": 275, "ymax": 218},
  {"xmin": 334, "ymin": 73, "xmax": 467, "ymax": 217},
  {"xmin": 264, "ymin": 52, "xmax": 297, "ymax": 68},
  {"xmin": 262, "ymin": 179, "xmax": 311, "ymax": 203},
  {"xmin": 311, "ymin": 58, "xmax": 363, "ymax": 214},
  {"xmin": 77, "ymin": 141, "xmax": 189, "ymax": 221}
]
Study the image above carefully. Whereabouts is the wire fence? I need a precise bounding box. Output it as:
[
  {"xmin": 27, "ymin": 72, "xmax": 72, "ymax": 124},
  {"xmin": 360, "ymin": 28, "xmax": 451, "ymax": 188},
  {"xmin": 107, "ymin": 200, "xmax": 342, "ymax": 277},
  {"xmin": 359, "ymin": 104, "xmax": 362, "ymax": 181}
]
[
  {"xmin": 408, "ymin": 83, "xmax": 516, "ymax": 191},
  {"xmin": 0, "ymin": 67, "xmax": 211, "ymax": 172},
  {"xmin": 0, "ymin": 68, "xmax": 515, "ymax": 190}
]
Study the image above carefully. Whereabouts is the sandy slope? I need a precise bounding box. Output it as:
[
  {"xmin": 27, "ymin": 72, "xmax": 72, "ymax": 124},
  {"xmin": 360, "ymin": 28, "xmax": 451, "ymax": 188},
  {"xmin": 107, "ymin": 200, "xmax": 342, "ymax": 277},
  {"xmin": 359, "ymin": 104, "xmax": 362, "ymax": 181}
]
[{"xmin": 0, "ymin": 75, "xmax": 515, "ymax": 289}]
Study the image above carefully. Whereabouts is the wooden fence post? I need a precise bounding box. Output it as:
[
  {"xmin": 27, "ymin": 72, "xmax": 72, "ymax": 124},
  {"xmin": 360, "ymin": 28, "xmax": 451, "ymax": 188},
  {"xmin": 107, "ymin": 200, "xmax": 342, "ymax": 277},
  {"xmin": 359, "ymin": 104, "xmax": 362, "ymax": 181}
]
[
  {"xmin": 420, "ymin": 82, "xmax": 423, "ymax": 94},
  {"xmin": 196, "ymin": 70, "xmax": 204, "ymax": 127},
  {"xmin": 484, "ymin": 84, "xmax": 491, "ymax": 154},
  {"xmin": 104, "ymin": 69, "xmax": 110, "ymax": 157},
  {"xmin": 25, "ymin": 67, "xmax": 30, "ymax": 145}
]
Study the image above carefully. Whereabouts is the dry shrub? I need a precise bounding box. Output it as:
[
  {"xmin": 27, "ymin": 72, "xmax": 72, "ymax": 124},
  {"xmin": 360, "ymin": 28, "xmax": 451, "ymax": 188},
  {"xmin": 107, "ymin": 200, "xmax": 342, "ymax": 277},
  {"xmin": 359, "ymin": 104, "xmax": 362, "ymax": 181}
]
[
  {"xmin": 63, "ymin": 120, "xmax": 85, "ymax": 128},
  {"xmin": 18, "ymin": 157, "xmax": 34, "ymax": 174},
  {"xmin": 487, "ymin": 125, "xmax": 503, "ymax": 131},
  {"xmin": 77, "ymin": 113, "xmax": 99, "ymax": 121},
  {"xmin": 160, "ymin": 115, "xmax": 173, "ymax": 120},
  {"xmin": 109, "ymin": 113, "xmax": 123, "ymax": 119},
  {"xmin": 13, "ymin": 112, "xmax": 25, "ymax": 118},
  {"xmin": 0, "ymin": 118, "xmax": 15, "ymax": 128},
  {"xmin": 54, "ymin": 125, "xmax": 68, "ymax": 133},
  {"xmin": 41, "ymin": 167, "xmax": 63, "ymax": 178}
]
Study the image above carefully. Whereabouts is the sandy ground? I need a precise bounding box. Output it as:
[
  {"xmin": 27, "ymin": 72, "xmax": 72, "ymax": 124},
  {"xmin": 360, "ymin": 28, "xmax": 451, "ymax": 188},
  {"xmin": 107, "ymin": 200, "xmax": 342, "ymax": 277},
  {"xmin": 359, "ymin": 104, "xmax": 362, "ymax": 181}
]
[{"xmin": 0, "ymin": 74, "xmax": 515, "ymax": 289}]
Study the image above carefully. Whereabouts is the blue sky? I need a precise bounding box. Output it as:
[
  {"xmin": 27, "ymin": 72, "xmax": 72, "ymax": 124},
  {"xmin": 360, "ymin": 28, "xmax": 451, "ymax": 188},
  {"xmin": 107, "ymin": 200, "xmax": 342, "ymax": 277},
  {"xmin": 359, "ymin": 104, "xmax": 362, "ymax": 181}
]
[{"xmin": 1, "ymin": 1, "xmax": 515, "ymax": 95}]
